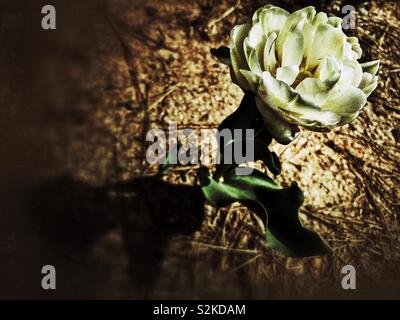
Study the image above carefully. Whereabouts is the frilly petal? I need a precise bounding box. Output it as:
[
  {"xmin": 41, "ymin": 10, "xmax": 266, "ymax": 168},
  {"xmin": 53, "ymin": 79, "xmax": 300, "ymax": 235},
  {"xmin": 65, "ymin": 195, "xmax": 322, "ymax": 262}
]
[
  {"xmin": 323, "ymin": 86, "xmax": 367, "ymax": 114},
  {"xmin": 260, "ymin": 6, "xmax": 290, "ymax": 35},
  {"xmin": 281, "ymin": 18, "xmax": 305, "ymax": 67},
  {"xmin": 261, "ymin": 72, "xmax": 340, "ymax": 127},
  {"xmin": 230, "ymin": 48, "xmax": 251, "ymax": 90},
  {"xmin": 306, "ymin": 23, "xmax": 346, "ymax": 70},
  {"xmin": 263, "ymin": 32, "xmax": 278, "ymax": 72},
  {"xmin": 276, "ymin": 66, "xmax": 299, "ymax": 86},
  {"xmin": 360, "ymin": 60, "xmax": 380, "ymax": 77},
  {"xmin": 230, "ymin": 24, "xmax": 252, "ymax": 69},
  {"xmin": 276, "ymin": 6, "xmax": 316, "ymax": 64}
]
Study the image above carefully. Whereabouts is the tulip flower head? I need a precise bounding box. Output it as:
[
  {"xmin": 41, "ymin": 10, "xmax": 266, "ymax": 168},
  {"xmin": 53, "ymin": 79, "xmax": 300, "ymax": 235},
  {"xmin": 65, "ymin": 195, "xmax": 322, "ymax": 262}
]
[{"xmin": 224, "ymin": 5, "xmax": 379, "ymax": 144}]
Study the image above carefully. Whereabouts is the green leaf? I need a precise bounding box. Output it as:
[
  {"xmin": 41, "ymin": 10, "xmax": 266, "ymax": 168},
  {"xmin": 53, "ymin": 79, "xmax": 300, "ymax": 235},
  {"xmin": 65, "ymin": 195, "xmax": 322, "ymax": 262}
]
[{"xmin": 199, "ymin": 167, "xmax": 328, "ymax": 257}]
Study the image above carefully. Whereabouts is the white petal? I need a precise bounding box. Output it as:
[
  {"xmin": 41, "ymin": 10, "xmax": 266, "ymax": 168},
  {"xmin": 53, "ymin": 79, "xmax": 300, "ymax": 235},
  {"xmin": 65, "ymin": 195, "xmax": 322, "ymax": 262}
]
[
  {"xmin": 303, "ymin": 12, "xmax": 328, "ymax": 58},
  {"xmin": 295, "ymin": 56, "xmax": 340, "ymax": 106},
  {"xmin": 230, "ymin": 48, "xmax": 251, "ymax": 90},
  {"xmin": 343, "ymin": 59, "xmax": 363, "ymax": 88},
  {"xmin": 246, "ymin": 48, "xmax": 262, "ymax": 76},
  {"xmin": 323, "ymin": 86, "xmax": 367, "ymax": 114},
  {"xmin": 362, "ymin": 76, "xmax": 378, "ymax": 97},
  {"xmin": 347, "ymin": 37, "xmax": 362, "ymax": 59},
  {"xmin": 276, "ymin": 6, "xmax": 316, "ymax": 64},
  {"xmin": 327, "ymin": 17, "xmax": 342, "ymax": 29},
  {"xmin": 295, "ymin": 78, "xmax": 330, "ymax": 106},
  {"xmin": 252, "ymin": 7, "xmax": 264, "ymax": 23},
  {"xmin": 359, "ymin": 72, "xmax": 379, "ymax": 98},
  {"xmin": 230, "ymin": 24, "xmax": 251, "ymax": 69},
  {"xmin": 261, "ymin": 71, "xmax": 297, "ymax": 108},
  {"xmin": 263, "ymin": 32, "xmax": 277, "ymax": 72},
  {"xmin": 344, "ymin": 42, "xmax": 359, "ymax": 60},
  {"xmin": 291, "ymin": 6, "xmax": 316, "ymax": 21},
  {"xmin": 261, "ymin": 72, "xmax": 340, "ymax": 127},
  {"xmin": 315, "ymin": 55, "xmax": 341, "ymax": 86},
  {"xmin": 360, "ymin": 60, "xmax": 380, "ymax": 77},
  {"xmin": 328, "ymin": 59, "xmax": 363, "ymax": 99},
  {"xmin": 243, "ymin": 38, "xmax": 252, "ymax": 66},
  {"xmin": 248, "ymin": 15, "xmax": 272, "ymax": 69},
  {"xmin": 284, "ymin": 95, "xmax": 341, "ymax": 126},
  {"xmin": 359, "ymin": 72, "xmax": 373, "ymax": 90},
  {"xmin": 302, "ymin": 21, "xmax": 314, "ymax": 59},
  {"xmin": 255, "ymin": 35, "xmax": 267, "ymax": 68},
  {"xmin": 312, "ymin": 12, "xmax": 328, "ymax": 25},
  {"xmin": 281, "ymin": 18, "xmax": 305, "ymax": 67},
  {"xmin": 243, "ymin": 38, "xmax": 262, "ymax": 76},
  {"xmin": 240, "ymin": 69, "xmax": 260, "ymax": 92},
  {"xmin": 306, "ymin": 23, "xmax": 346, "ymax": 70},
  {"xmin": 248, "ymin": 23, "xmax": 263, "ymax": 48},
  {"xmin": 276, "ymin": 66, "xmax": 299, "ymax": 86},
  {"xmin": 246, "ymin": 20, "xmax": 267, "ymax": 69},
  {"xmin": 255, "ymin": 97, "xmax": 299, "ymax": 145},
  {"xmin": 260, "ymin": 6, "xmax": 290, "ymax": 35}
]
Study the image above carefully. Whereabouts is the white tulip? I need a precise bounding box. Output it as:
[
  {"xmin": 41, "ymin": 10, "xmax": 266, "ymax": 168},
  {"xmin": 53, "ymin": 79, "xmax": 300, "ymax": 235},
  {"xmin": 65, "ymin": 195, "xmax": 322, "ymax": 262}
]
[{"xmin": 225, "ymin": 5, "xmax": 379, "ymax": 144}]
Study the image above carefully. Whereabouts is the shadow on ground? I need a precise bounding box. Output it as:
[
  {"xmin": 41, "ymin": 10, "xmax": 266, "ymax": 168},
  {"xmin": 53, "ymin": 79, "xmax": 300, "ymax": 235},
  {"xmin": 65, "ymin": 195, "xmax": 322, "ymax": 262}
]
[{"xmin": 30, "ymin": 176, "xmax": 205, "ymax": 298}]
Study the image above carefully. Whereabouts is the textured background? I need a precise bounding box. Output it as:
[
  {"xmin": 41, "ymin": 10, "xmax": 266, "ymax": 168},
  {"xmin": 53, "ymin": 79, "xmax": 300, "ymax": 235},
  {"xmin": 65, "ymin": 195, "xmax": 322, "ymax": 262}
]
[{"xmin": 0, "ymin": 0, "xmax": 399, "ymax": 298}]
